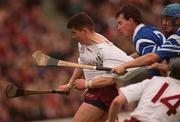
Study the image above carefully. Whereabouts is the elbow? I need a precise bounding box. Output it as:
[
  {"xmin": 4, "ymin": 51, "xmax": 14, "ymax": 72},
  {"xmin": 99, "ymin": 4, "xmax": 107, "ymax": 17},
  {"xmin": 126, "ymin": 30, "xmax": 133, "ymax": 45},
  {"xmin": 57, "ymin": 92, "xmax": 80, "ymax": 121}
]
[
  {"xmin": 108, "ymin": 78, "xmax": 115, "ymax": 85},
  {"xmin": 146, "ymin": 53, "xmax": 160, "ymax": 65}
]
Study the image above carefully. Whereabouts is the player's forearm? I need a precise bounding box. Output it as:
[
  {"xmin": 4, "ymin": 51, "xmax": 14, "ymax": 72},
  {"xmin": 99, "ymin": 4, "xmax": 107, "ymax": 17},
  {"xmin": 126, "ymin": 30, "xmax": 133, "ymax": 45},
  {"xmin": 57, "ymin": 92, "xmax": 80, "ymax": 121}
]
[
  {"xmin": 85, "ymin": 77, "xmax": 114, "ymax": 88},
  {"xmin": 108, "ymin": 105, "xmax": 119, "ymax": 122},
  {"xmin": 124, "ymin": 53, "xmax": 159, "ymax": 69},
  {"xmin": 69, "ymin": 68, "xmax": 83, "ymax": 85},
  {"xmin": 108, "ymin": 95, "xmax": 127, "ymax": 122},
  {"xmin": 108, "ymin": 99, "xmax": 121, "ymax": 122}
]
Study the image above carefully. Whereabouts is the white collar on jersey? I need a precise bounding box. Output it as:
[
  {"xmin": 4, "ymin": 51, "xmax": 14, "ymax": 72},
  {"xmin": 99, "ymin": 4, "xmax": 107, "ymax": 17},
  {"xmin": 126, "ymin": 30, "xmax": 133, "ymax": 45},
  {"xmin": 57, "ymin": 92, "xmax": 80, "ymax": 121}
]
[{"xmin": 133, "ymin": 23, "xmax": 145, "ymax": 41}]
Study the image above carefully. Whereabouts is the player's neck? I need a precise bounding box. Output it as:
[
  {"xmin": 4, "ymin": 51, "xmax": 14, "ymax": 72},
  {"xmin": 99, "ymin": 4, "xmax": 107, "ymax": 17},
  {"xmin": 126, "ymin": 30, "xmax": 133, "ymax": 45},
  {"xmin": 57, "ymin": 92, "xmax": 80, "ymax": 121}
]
[{"xmin": 87, "ymin": 32, "xmax": 107, "ymax": 45}]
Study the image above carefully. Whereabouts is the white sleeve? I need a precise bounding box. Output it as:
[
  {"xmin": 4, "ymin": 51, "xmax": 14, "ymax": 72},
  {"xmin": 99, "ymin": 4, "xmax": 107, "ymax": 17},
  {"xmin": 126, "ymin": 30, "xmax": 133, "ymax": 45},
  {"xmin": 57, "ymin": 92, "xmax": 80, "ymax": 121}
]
[
  {"xmin": 99, "ymin": 44, "xmax": 134, "ymax": 68},
  {"xmin": 78, "ymin": 43, "xmax": 82, "ymax": 63},
  {"xmin": 96, "ymin": 44, "xmax": 133, "ymax": 78},
  {"xmin": 120, "ymin": 79, "xmax": 150, "ymax": 103}
]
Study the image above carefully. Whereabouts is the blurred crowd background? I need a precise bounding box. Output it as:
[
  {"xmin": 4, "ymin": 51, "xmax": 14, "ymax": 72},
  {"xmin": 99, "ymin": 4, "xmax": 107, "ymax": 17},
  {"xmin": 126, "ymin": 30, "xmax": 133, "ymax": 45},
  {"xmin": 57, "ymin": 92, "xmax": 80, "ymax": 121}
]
[{"xmin": 0, "ymin": 0, "xmax": 179, "ymax": 121}]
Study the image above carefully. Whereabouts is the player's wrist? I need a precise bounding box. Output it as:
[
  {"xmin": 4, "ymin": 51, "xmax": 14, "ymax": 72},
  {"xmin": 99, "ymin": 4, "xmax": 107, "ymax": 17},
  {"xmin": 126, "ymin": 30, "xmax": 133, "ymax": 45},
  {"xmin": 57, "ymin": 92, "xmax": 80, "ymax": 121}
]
[
  {"xmin": 67, "ymin": 80, "xmax": 73, "ymax": 89},
  {"xmin": 122, "ymin": 63, "xmax": 128, "ymax": 69},
  {"xmin": 121, "ymin": 64, "xmax": 129, "ymax": 73},
  {"xmin": 67, "ymin": 83, "xmax": 72, "ymax": 88},
  {"xmin": 85, "ymin": 80, "xmax": 93, "ymax": 88}
]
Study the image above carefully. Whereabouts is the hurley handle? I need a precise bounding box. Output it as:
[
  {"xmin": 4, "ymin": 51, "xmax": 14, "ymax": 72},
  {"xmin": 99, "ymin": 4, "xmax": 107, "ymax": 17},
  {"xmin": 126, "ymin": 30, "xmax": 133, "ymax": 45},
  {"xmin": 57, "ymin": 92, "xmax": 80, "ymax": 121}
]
[{"xmin": 96, "ymin": 66, "xmax": 112, "ymax": 71}]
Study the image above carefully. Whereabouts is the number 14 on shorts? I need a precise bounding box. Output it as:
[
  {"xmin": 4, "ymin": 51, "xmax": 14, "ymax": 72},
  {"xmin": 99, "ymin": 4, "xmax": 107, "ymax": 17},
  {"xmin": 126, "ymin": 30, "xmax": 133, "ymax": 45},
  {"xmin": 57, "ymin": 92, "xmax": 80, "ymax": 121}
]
[{"xmin": 151, "ymin": 82, "xmax": 180, "ymax": 116}]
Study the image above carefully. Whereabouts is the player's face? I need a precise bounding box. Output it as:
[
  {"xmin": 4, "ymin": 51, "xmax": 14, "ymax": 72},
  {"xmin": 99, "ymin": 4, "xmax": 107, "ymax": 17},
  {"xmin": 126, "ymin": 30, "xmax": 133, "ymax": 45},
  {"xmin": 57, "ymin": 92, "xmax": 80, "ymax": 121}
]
[
  {"xmin": 71, "ymin": 28, "xmax": 87, "ymax": 44},
  {"xmin": 116, "ymin": 14, "xmax": 135, "ymax": 37},
  {"xmin": 161, "ymin": 16, "xmax": 174, "ymax": 37}
]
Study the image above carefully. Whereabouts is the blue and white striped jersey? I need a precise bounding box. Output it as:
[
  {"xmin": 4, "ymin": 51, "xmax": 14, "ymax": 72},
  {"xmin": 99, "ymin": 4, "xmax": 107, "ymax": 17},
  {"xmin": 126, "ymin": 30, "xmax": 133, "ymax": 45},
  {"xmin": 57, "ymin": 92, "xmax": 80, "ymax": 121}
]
[
  {"xmin": 133, "ymin": 24, "xmax": 166, "ymax": 56},
  {"xmin": 133, "ymin": 24, "xmax": 166, "ymax": 76},
  {"xmin": 155, "ymin": 28, "xmax": 180, "ymax": 61}
]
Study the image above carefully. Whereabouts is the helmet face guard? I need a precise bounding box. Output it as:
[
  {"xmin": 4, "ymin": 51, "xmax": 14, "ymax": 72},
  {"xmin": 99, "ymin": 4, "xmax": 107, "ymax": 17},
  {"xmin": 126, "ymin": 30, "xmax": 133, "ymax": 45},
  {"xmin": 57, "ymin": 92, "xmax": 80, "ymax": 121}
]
[
  {"xmin": 161, "ymin": 3, "xmax": 180, "ymax": 37},
  {"xmin": 161, "ymin": 3, "xmax": 180, "ymax": 26},
  {"xmin": 161, "ymin": 16, "xmax": 175, "ymax": 36}
]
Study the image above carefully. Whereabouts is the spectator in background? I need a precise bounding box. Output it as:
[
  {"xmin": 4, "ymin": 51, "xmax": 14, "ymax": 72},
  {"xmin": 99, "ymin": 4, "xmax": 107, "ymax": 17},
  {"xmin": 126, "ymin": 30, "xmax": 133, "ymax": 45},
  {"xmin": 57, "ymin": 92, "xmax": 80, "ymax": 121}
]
[{"xmin": 0, "ymin": 0, "xmax": 79, "ymax": 121}]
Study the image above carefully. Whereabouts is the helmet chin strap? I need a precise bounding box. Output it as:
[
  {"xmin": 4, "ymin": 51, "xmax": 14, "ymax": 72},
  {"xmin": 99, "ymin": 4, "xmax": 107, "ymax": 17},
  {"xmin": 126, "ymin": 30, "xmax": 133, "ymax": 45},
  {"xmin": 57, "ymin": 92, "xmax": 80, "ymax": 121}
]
[
  {"xmin": 166, "ymin": 31, "xmax": 174, "ymax": 38},
  {"xmin": 172, "ymin": 24, "xmax": 180, "ymax": 35},
  {"xmin": 175, "ymin": 23, "xmax": 180, "ymax": 30},
  {"xmin": 167, "ymin": 18, "xmax": 180, "ymax": 36},
  {"xmin": 172, "ymin": 16, "xmax": 180, "ymax": 29}
]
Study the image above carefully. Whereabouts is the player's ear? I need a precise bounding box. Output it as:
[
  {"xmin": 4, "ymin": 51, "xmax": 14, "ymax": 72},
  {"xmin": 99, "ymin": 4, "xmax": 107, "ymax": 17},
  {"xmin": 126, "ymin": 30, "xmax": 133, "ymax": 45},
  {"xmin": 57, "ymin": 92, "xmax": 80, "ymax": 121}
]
[
  {"xmin": 81, "ymin": 27, "xmax": 89, "ymax": 34},
  {"xmin": 128, "ymin": 18, "xmax": 135, "ymax": 24}
]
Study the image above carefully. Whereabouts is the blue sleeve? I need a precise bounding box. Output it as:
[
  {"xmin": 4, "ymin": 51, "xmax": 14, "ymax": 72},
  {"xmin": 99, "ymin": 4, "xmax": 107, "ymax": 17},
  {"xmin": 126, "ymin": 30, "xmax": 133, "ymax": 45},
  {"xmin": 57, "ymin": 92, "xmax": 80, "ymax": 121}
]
[
  {"xmin": 136, "ymin": 39, "xmax": 157, "ymax": 55},
  {"xmin": 155, "ymin": 36, "xmax": 180, "ymax": 61},
  {"xmin": 134, "ymin": 26, "xmax": 165, "ymax": 56}
]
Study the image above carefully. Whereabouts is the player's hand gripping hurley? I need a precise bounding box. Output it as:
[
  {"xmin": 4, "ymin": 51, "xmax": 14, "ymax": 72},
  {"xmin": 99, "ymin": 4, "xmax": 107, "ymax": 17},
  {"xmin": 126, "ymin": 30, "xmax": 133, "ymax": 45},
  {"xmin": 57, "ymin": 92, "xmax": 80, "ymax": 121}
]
[{"xmin": 32, "ymin": 50, "xmax": 112, "ymax": 71}]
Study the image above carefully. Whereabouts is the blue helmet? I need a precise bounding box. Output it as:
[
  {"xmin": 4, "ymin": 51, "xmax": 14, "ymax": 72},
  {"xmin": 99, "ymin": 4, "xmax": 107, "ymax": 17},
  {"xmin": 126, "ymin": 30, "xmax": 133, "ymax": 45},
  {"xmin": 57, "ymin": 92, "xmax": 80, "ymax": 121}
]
[{"xmin": 161, "ymin": 3, "xmax": 180, "ymax": 18}]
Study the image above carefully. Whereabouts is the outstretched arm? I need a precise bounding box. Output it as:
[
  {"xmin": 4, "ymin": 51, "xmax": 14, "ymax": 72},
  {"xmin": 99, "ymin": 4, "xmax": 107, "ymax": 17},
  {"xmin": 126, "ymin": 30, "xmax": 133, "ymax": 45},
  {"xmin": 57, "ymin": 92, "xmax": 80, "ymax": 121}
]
[
  {"xmin": 73, "ymin": 77, "xmax": 116, "ymax": 90},
  {"xmin": 112, "ymin": 53, "xmax": 160, "ymax": 75}
]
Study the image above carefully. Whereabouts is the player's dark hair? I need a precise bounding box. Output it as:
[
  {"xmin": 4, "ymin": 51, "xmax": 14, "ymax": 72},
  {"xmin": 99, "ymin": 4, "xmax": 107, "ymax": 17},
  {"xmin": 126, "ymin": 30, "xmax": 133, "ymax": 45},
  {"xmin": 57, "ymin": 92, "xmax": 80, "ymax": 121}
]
[
  {"xmin": 67, "ymin": 12, "xmax": 94, "ymax": 32},
  {"xmin": 168, "ymin": 57, "xmax": 180, "ymax": 80},
  {"xmin": 116, "ymin": 4, "xmax": 143, "ymax": 24}
]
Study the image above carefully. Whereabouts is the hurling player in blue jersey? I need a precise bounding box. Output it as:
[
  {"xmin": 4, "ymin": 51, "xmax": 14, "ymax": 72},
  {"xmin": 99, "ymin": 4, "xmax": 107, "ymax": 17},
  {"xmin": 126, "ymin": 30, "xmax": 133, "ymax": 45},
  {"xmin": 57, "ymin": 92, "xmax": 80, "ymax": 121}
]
[
  {"xmin": 112, "ymin": 3, "xmax": 180, "ymax": 76},
  {"xmin": 113, "ymin": 4, "xmax": 166, "ymax": 78}
]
